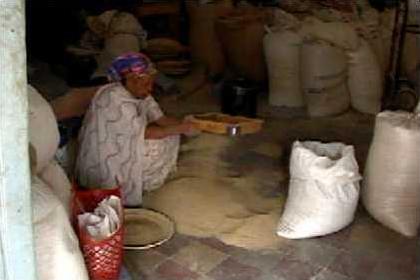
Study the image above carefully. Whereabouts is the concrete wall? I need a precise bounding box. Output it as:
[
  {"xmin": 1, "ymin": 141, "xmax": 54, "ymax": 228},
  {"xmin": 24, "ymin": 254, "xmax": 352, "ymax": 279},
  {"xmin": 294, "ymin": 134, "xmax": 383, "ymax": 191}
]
[{"xmin": 0, "ymin": 0, "xmax": 37, "ymax": 279}]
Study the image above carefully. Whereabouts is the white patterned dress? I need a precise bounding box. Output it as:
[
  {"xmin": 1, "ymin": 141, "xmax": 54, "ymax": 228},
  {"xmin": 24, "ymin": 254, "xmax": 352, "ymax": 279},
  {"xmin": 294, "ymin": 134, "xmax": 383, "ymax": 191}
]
[{"xmin": 75, "ymin": 83, "xmax": 179, "ymax": 206}]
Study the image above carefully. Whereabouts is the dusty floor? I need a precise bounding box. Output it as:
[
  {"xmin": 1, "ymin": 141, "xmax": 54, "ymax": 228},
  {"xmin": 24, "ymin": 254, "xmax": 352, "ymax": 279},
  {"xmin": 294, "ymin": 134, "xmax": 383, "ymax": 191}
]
[
  {"xmin": 123, "ymin": 76, "xmax": 419, "ymax": 280},
  {"xmin": 31, "ymin": 64, "xmax": 418, "ymax": 280}
]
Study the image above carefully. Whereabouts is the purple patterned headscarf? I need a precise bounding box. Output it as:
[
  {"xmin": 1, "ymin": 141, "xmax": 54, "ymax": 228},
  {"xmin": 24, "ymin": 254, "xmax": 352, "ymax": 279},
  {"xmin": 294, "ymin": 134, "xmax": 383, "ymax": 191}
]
[{"xmin": 107, "ymin": 52, "xmax": 153, "ymax": 82}]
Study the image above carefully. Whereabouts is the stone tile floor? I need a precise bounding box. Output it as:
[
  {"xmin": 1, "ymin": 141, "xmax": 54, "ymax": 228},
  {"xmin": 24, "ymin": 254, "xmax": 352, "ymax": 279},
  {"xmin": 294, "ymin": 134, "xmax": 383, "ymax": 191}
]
[
  {"xmin": 124, "ymin": 212, "xmax": 418, "ymax": 280},
  {"xmin": 125, "ymin": 91, "xmax": 419, "ymax": 280}
]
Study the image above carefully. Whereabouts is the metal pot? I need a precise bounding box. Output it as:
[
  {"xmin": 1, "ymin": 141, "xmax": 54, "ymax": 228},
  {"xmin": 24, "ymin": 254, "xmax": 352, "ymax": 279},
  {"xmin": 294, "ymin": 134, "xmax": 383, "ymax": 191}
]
[{"xmin": 221, "ymin": 78, "xmax": 259, "ymax": 118}]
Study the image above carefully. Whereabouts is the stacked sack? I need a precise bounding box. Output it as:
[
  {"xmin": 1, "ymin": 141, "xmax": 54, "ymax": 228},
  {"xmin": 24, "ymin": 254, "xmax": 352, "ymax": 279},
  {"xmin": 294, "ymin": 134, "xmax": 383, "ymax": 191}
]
[
  {"xmin": 186, "ymin": 0, "xmax": 233, "ymax": 78},
  {"xmin": 28, "ymin": 85, "xmax": 89, "ymax": 280},
  {"xmin": 85, "ymin": 10, "xmax": 147, "ymax": 78},
  {"xmin": 363, "ymin": 111, "xmax": 420, "ymax": 237},
  {"xmin": 216, "ymin": 6, "xmax": 267, "ymax": 82},
  {"xmin": 145, "ymin": 38, "xmax": 191, "ymax": 77},
  {"xmin": 264, "ymin": 9, "xmax": 384, "ymax": 116},
  {"xmin": 264, "ymin": 10, "xmax": 304, "ymax": 108}
]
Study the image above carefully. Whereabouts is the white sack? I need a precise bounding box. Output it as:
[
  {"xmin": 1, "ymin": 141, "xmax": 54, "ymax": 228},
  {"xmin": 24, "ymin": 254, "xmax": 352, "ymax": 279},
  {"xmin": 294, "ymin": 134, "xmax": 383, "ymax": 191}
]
[
  {"xmin": 39, "ymin": 160, "xmax": 72, "ymax": 215},
  {"xmin": 277, "ymin": 141, "xmax": 361, "ymax": 239},
  {"xmin": 78, "ymin": 196, "xmax": 122, "ymax": 241},
  {"xmin": 301, "ymin": 41, "xmax": 350, "ymax": 117},
  {"xmin": 28, "ymin": 85, "xmax": 60, "ymax": 173},
  {"xmin": 264, "ymin": 30, "xmax": 304, "ymax": 108},
  {"xmin": 348, "ymin": 40, "xmax": 383, "ymax": 114},
  {"xmin": 32, "ymin": 177, "xmax": 89, "ymax": 280},
  {"xmin": 362, "ymin": 111, "xmax": 420, "ymax": 237}
]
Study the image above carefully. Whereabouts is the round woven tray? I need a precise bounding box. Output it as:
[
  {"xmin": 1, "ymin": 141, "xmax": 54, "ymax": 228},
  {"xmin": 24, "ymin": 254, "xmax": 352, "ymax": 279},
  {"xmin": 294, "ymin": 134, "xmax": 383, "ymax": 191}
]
[{"xmin": 123, "ymin": 208, "xmax": 175, "ymax": 250}]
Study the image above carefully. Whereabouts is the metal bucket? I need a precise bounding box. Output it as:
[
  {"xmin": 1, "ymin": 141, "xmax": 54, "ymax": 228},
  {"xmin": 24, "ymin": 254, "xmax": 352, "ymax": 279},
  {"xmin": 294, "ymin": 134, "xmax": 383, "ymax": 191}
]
[{"xmin": 221, "ymin": 78, "xmax": 259, "ymax": 118}]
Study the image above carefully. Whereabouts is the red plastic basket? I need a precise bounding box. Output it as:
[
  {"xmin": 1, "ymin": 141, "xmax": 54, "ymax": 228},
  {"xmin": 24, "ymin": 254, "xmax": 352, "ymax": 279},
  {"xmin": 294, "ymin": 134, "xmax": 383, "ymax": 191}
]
[{"xmin": 72, "ymin": 185, "xmax": 124, "ymax": 280}]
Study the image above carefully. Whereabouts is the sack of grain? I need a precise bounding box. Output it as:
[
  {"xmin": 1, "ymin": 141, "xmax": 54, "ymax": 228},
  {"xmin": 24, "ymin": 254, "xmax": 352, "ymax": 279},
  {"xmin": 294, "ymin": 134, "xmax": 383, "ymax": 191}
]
[
  {"xmin": 348, "ymin": 40, "xmax": 383, "ymax": 114},
  {"xmin": 277, "ymin": 141, "xmax": 361, "ymax": 239},
  {"xmin": 216, "ymin": 7, "xmax": 267, "ymax": 82},
  {"xmin": 301, "ymin": 17, "xmax": 360, "ymax": 51},
  {"xmin": 145, "ymin": 38, "xmax": 187, "ymax": 59},
  {"xmin": 32, "ymin": 176, "xmax": 89, "ymax": 280},
  {"xmin": 94, "ymin": 33, "xmax": 141, "ymax": 78},
  {"xmin": 301, "ymin": 41, "xmax": 350, "ymax": 117},
  {"xmin": 39, "ymin": 160, "xmax": 72, "ymax": 215},
  {"xmin": 28, "ymin": 85, "xmax": 60, "ymax": 173},
  {"xmin": 187, "ymin": 1, "xmax": 232, "ymax": 77},
  {"xmin": 357, "ymin": 8, "xmax": 387, "ymax": 74},
  {"xmin": 264, "ymin": 30, "xmax": 304, "ymax": 107},
  {"xmin": 362, "ymin": 111, "xmax": 420, "ymax": 237}
]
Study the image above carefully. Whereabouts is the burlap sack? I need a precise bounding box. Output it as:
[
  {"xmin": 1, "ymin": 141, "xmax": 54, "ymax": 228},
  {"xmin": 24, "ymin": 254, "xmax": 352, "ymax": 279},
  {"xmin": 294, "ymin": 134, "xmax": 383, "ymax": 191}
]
[
  {"xmin": 264, "ymin": 30, "xmax": 304, "ymax": 107},
  {"xmin": 187, "ymin": 0, "xmax": 232, "ymax": 77},
  {"xmin": 301, "ymin": 41, "xmax": 350, "ymax": 117},
  {"xmin": 348, "ymin": 40, "xmax": 383, "ymax": 114},
  {"xmin": 28, "ymin": 85, "xmax": 60, "ymax": 173},
  {"xmin": 216, "ymin": 7, "xmax": 267, "ymax": 82},
  {"xmin": 363, "ymin": 111, "xmax": 420, "ymax": 237},
  {"xmin": 32, "ymin": 176, "xmax": 89, "ymax": 280}
]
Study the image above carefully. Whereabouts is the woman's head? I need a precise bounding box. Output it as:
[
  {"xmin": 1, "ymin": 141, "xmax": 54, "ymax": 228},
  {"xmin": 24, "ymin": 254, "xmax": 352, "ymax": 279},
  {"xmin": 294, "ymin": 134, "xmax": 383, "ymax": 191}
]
[{"xmin": 108, "ymin": 52, "xmax": 157, "ymax": 99}]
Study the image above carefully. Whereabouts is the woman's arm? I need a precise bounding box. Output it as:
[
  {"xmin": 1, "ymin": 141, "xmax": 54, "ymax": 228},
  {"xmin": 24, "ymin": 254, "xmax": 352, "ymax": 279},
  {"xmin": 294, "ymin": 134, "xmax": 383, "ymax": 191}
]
[
  {"xmin": 144, "ymin": 122, "xmax": 196, "ymax": 139},
  {"xmin": 153, "ymin": 115, "xmax": 182, "ymax": 127}
]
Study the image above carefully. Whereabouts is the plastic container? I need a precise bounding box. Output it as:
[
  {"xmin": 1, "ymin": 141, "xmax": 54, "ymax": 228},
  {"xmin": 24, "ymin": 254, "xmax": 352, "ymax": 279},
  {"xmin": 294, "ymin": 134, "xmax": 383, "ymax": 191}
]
[{"xmin": 72, "ymin": 185, "xmax": 124, "ymax": 280}]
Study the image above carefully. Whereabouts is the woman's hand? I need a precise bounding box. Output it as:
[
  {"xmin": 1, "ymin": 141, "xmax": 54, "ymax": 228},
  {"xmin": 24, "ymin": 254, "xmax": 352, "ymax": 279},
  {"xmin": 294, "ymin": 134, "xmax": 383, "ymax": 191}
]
[
  {"xmin": 180, "ymin": 121, "xmax": 201, "ymax": 137},
  {"xmin": 145, "ymin": 121, "xmax": 200, "ymax": 139}
]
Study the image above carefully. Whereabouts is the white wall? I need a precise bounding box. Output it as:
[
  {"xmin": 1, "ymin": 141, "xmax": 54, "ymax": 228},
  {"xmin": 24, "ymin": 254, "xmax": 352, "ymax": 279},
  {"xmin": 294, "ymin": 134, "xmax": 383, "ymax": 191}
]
[{"xmin": 0, "ymin": 0, "xmax": 37, "ymax": 279}]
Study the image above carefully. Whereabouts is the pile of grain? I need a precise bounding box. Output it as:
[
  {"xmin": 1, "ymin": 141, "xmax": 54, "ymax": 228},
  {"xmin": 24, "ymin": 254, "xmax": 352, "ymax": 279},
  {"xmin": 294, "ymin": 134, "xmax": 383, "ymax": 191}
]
[{"xmin": 143, "ymin": 134, "xmax": 286, "ymax": 250}]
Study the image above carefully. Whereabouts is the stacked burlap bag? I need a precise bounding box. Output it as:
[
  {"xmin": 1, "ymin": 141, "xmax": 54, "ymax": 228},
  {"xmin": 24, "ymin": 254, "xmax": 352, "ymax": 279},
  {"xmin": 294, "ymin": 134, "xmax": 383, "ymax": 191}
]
[
  {"xmin": 28, "ymin": 85, "xmax": 88, "ymax": 280},
  {"xmin": 264, "ymin": 10, "xmax": 304, "ymax": 108},
  {"xmin": 186, "ymin": 0, "xmax": 233, "ymax": 77},
  {"xmin": 85, "ymin": 10, "xmax": 147, "ymax": 78},
  {"xmin": 347, "ymin": 39, "xmax": 383, "ymax": 114},
  {"xmin": 216, "ymin": 6, "xmax": 268, "ymax": 82},
  {"xmin": 300, "ymin": 39, "xmax": 350, "ymax": 117},
  {"xmin": 263, "ymin": 9, "xmax": 384, "ymax": 116},
  {"xmin": 362, "ymin": 111, "xmax": 420, "ymax": 237}
]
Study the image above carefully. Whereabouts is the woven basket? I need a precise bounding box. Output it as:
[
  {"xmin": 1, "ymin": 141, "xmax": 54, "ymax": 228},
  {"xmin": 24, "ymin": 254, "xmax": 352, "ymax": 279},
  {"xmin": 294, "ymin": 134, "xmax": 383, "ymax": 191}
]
[{"xmin": 190, "ymin": 113, "xmax": 263, "ymax": 135}]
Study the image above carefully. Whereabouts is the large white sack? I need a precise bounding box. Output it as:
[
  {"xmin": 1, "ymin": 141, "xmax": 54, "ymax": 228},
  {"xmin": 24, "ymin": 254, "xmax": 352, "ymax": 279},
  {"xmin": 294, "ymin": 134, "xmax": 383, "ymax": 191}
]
[
  {"xmin": 28, "ymin": 85, "xmax": 60, "ymax": 173},
  {"xmin": 301, "ymin": 41, "xmax": 350, "ymax": 117},
  {"xmin": 264, "ymin": 30, "xmax": 304, "ymax": 107},
  {"xmin": 348, "ymin": 40, "xmax": 383, "ymax": 114},
  {"xmin": 362, "ymin": 111, "xmax": 420, "ymax": 237},
  {"xmin": 277, "ymin": 141, "xmax": 361, "ymax": 239},
  {"xmin": 39, "ymin": 160, "xmax": 72, "ymax": 215},
  {"xmin": 32, "ymin": 176, "xmax": 89, "ymax": 280},
  {"xmin": 301, "ymin": 17, "xmax": 360, "ymax": 51}
]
